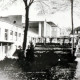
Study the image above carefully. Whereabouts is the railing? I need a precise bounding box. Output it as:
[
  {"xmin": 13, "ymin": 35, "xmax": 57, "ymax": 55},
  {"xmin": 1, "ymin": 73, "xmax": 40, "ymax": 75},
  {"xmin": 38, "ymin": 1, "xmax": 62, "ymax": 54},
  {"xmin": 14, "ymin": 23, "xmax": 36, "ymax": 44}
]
[{"xmin": 30, "ymin": 37, "xmax": 77, "ymax": 47}]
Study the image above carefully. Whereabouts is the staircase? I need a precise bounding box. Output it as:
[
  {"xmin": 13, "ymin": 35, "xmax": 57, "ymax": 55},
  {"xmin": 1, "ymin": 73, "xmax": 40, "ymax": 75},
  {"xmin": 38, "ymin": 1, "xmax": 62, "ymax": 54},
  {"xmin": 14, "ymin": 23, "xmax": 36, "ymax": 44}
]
[
  {"xmin": 34, "ymin": 43, "xmax": 72, "ymax": 54},
  {"xmin": 34, "ymin": 43, "xmax": 76, "ymax": 63}
]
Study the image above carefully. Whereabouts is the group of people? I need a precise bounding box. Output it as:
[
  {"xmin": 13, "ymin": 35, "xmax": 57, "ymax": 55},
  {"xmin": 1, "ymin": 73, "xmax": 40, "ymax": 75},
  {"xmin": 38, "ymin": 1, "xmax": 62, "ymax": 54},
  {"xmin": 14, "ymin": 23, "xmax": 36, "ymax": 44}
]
[{"xmin": 18, "ymin": 42, "xmax": 34, "ymax": 62}]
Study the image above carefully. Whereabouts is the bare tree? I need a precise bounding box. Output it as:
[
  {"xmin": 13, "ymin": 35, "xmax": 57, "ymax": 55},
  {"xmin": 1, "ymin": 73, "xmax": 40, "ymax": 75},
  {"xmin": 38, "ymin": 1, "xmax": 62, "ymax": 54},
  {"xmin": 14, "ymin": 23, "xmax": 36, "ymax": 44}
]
[
  {"xmin": 22, "ymin": 0, "xmax": 52, "ymax": 55},
  {"xmin": 22, "ymin": 0, "xmax": 34, "ymax": 54},
  {"xmin": 22, "ymin": 0, "xmax": 50, "ymax": 56}
]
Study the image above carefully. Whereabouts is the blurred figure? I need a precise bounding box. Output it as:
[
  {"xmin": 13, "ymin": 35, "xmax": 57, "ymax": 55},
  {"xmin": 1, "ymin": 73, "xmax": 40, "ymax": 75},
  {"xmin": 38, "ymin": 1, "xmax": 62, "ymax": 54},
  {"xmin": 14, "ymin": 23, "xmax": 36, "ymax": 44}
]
[
  {"xmin": 75, "ymin": 38, "xmax": 80, "ymax": 57},
  {"xmin": 26, "ymin": 42, "xmax": 34, "ymax": 62}
]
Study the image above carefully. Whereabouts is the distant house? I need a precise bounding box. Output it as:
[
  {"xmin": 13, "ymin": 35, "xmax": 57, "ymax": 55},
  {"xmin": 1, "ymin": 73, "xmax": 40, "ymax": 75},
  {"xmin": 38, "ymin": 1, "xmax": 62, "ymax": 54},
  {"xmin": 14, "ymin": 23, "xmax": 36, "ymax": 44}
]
[
  {"xmin": 73, "ymin": 26, "xmax": 80, "ymax": 37},
  {"xmin": 60, "ymin": 28, "xmax": 71, "ymax": 37},
  {"xmin": 0, "ymin": 15, "xmax": 24, "ymax": 60}
]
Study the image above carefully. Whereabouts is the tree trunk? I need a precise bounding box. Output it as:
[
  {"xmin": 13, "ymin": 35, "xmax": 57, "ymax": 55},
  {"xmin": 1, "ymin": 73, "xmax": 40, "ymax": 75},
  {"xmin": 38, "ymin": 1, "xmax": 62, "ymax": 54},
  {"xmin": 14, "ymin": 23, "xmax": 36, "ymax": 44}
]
[
  {"xmin": 22, "ymin": 6, "xmax": 29, "ymax": 55},
  {"xmin": 71, "ymin": 0, "xmax": 74, "ymax": 56}
]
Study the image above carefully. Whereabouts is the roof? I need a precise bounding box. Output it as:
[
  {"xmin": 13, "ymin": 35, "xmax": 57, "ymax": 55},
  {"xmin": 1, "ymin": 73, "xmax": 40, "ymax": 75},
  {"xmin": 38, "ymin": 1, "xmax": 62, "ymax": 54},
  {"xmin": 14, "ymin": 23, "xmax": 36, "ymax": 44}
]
[
  {"xmin": 23, "ymin": 21, "xmax": 57, "ymax": 29},
  {"xmin": 47, "ymin": 22, "xmax": 57, "ymax": 27}
]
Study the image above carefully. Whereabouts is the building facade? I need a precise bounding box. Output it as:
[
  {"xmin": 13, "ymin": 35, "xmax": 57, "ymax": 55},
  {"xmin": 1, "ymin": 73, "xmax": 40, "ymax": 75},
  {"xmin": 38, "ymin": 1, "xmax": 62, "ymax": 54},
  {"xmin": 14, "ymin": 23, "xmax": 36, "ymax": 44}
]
[
  {"xmin": 0, "ymin": 15, "xmax": 24, "ymax": 60},
  {"xmin": 26, "ymin": 20, "xmax": 59, "ymax": 45}
]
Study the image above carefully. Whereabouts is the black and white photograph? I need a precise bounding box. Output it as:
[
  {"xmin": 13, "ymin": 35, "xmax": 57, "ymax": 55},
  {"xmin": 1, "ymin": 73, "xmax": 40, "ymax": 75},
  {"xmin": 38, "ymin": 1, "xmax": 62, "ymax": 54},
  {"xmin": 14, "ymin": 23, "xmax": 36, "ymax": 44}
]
[{"xmin": 0, "ymin": 0, "xmax": 80, "ymax": 80}]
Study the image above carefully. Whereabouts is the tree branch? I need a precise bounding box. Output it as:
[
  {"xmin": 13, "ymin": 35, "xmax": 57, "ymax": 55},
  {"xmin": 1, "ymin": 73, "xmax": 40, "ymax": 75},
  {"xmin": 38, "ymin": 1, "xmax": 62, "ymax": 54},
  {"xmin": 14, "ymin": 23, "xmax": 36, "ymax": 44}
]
[
  {"xmin": 32, "ymin": 0, "xmax": 49, "ymax": 8},
  {"xmin": 29, "ymin": 0, "xmax": 34, "ymax": 7},
  {"xmin": 0, "ymin": 0, "xmax": 17, "ymax": 10},
  {"xmin": 40, "ymin": 1, "xmax": 50, "ymax": 8},
  {"xmin": 23, "ymin": 0, "xmax": 27, "ymax": 6},
  {"xmin": 23, "ymin": 0, "xmax": 26, "ymax": 3}
]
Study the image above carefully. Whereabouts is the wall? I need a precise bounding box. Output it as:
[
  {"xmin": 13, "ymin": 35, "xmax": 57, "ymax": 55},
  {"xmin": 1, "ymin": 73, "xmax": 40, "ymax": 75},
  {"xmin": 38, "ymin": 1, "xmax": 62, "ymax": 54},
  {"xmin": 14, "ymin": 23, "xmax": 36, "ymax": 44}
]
[
  {"xmin": 41, "ymin": 22, "xmax": 44, "ymax": 37},
  {"xmin": 0, "ymin": 20, "xmax": 24, "ymax": 60},
  {"xmin": 46, "ymin": 22, "xmax": 51, "ymax": 37},
  {"xmin": 57, "ymin": 28, "xmax": 61, "ymax": 37},
  {"xmin": 51, "ymin": 27, "xmax": 57, "ymax": 37}
]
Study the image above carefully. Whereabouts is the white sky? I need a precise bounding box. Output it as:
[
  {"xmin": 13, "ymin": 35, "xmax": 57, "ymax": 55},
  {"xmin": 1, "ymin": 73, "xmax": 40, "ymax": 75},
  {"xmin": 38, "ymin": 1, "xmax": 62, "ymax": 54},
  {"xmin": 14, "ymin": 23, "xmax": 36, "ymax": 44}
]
[
  {"xmin": 0, "ymin": 0, "xmax": 80, "ymax": 29},
  {"xmin": 0, "ymin": 0, "xmax": 25, "ymax": 16}
]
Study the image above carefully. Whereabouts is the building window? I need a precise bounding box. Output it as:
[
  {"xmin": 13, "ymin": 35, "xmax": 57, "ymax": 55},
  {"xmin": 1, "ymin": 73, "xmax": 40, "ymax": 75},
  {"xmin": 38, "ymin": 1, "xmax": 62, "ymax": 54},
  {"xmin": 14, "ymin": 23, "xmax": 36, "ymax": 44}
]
[
  {"xmin": 15, "ymin": 32, "xmax": 17, "ymax": 36},
  {"xmin": 15, "ymin": 32, "xmax": 17, "ymax": 41},
  {"xmin": 13, "ymin": 21, "xmax": 16, "ymax": 24},
  {"xmin": 5, "ymin": 29, "xmax": 8, "ymax": 40},
  {"xmin": 19, "ymin": 33, "xmax": 21, "ymax": 37},
  {"xmin": 10, "ymin": 30, "xmax": 13, "ymax": 40},
  {"xmin": 10, "ymin": 30, "xmax": 13, "ymax": 35}
]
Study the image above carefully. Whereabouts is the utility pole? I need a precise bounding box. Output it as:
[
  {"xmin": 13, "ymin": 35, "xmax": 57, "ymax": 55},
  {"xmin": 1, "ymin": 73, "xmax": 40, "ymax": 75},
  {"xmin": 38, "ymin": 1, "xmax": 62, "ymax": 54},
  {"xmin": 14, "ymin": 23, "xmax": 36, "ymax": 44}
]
[{"xmin": 71, "ymin": 0, "xmax": 74, "ymax": 56}]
